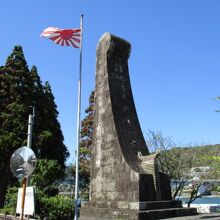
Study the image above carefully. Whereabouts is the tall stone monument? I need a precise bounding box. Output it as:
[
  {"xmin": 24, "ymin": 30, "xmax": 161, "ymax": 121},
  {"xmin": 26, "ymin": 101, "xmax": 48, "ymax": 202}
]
[{"xmin": 80, "ymin": 33, "xmax": 197, "ymax": 220}]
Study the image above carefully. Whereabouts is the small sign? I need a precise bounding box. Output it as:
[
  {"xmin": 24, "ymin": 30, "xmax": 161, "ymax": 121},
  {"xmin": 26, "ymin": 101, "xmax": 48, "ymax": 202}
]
[{"xmin": 16, "ymin": 186, "xmax": 35, "ymax": 215}]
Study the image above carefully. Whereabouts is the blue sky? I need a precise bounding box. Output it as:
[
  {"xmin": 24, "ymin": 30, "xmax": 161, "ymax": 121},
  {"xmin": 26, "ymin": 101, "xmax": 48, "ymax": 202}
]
[{"xmin": 1, "ymin": 1, "xmax": 220, "ymax": 163}]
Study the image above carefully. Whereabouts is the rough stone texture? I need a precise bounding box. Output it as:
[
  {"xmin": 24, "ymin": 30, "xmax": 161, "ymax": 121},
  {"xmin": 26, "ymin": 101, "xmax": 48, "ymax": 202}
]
[
  {"xmin": 90, "ymin": 32, "xmax": 161, "ymax": 204},
  {"xmin": 81, "ymin": 207, "xmax": 198, "ymax": 220},
  {"xmin": 80, "ymin": 32, "xmax": 197, "ymax": 219}
]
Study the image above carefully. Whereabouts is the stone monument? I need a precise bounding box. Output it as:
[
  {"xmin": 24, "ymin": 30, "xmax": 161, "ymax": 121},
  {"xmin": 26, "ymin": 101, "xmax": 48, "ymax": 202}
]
[{"xmin": 80, "ymin": 33, "xmax": 198, "ymax": 220}]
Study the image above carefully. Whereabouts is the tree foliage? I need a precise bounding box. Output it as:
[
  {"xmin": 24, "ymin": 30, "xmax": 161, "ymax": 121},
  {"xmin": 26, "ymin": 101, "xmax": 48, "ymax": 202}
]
[
  {"xmin": 146, "ymin": 130, "xmax": 196, "ymax": 199},
  {"xmin": 30, "ymin": 159, "xmax": 64, "ymax": 196},
  {"xmin": 0, "ymin": 46, "xmax": 69, "ymax": 207},
  {"xmin": 145, "ymin": 130, "xmax": 219, "ymax": 205},
  {"xmin": 64, "ymin": 91, "xmax": 94, "ymax": 201},
  {"xmin": 79, "ymin": 91, "xmax": 94, "ymax": 184},
  {"xmin": 36, "ymin": 194, "xmax": 75, "ymax": 220}
]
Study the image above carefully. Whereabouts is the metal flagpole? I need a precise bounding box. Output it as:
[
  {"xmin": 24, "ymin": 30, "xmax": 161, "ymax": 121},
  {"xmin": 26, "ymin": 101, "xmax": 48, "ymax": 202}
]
[{"xmin": 74, "ymin": 14, "xmax": 83, "ymax": 220}]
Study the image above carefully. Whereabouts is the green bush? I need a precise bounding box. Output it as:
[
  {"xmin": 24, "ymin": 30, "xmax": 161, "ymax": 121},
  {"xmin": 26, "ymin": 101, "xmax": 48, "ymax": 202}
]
[
  {"xmin": 36, "ymin": 193, "xmax": 75, "ymax": 220},
  {"xmin": 0, "ymin": 186, "xmax": 75, "ymax": 220},
  {"xmin": 211, "ymin": 184, "xmax": 220, "ymax": 192},
  {"xmin": 1, "ymin": 187, "xmax": 18, "ymax": 215},
  {"xmin": 0, "ymin": 207, "xmax": 16, "ymax": 215}
]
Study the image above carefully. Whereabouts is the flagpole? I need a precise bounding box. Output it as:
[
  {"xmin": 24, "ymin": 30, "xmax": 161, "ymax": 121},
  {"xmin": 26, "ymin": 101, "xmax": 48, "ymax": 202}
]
[{"xmin": 74, "ymin": 14, "xmax": 83, "ymax": 220}]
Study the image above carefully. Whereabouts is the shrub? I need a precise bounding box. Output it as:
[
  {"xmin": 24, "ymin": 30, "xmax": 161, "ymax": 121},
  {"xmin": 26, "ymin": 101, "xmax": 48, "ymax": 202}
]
[
  {"xmin": 0, "ymin": 187, "xmax": 75, "ymax": 220},
  {"xmin": 36, "ymin": 193, "xmax": 75, "ymax": 220},
  {"xmin": 1, "ymin": 187, "xmax": 18, "ymax": 215}
]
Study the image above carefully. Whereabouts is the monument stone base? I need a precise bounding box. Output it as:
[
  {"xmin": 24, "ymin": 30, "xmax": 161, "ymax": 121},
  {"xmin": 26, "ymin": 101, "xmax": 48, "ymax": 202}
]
[{"xmin": 80, "ymin": 200, "xmax": 198, "ymax": 220}]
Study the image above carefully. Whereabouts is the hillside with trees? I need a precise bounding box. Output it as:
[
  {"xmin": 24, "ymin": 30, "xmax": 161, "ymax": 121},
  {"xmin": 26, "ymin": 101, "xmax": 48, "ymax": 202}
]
[{"xmin": 183, "ymin": 144, "xmax": 220, "ymax": 167}]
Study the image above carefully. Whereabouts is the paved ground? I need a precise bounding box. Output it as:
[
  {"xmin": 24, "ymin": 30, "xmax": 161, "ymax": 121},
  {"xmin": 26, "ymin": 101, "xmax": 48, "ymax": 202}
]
[
  {"xmin": 79, "ymin": 213, "xmax": 220, "ymax": 220},
  {"xmin": 166, "ymin": 213, "xmax": 220, "ymax": 220},
  {"xmin": 2, "ymin": 213, "xmax": 220, "ymax": 220}
]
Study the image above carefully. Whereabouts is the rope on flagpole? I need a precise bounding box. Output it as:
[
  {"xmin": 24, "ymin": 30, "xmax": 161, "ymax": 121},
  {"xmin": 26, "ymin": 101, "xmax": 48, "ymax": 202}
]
[{"xmin": 74, "ymin": 14, "xmax": 83, "ymax": 220}]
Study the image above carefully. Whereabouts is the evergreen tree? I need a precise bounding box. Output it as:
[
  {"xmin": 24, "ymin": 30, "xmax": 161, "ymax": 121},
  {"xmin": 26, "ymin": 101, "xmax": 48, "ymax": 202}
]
[
  {"xmin": 79, "ymin": 91, "xmax": 94, "ymax": 184},
  {"xmin": 34, "ymin": 81, "xmax": 69, "ymax": 167},
  {"xmin": 66, "ymin": 91, "xmax": 94, "ymax": 200},
  {"xmin": 29, "ymin": 66, "xmax": 69, "ymax": 167},
  {"xmin": 0, "ymin": 46, "xmax": 69, "ymax": 207},
  {"xmin": 0, "ymin": 46, "xmax": 31, "ymax": 207}
]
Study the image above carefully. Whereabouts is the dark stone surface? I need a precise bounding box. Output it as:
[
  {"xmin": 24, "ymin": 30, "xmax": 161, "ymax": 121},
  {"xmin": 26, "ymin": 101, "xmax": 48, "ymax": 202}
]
[
  {"xmin": 90, "ymin": 32, "xmax": 161, "ymax": 204},
  {"xmin": 160, "ymin": 172, "xmax": 172, "ymax": 200},
  {"xmin": 80, "ymin": 206, "xmax": 198, "ymax": 220},
  {"xmin": 80, "ymin": 32, "xmax": 197, "ymax": 219},
  {"xmin": 89, "ymin": 32, "xmax": 154, "ymax": 204}
]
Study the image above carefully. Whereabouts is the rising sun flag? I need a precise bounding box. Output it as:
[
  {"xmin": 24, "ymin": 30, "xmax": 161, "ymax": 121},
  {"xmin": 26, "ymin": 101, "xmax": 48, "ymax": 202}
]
[
  {"xmin": 40, "ymin": 15, "xmax": 83, "ymax": 220},
  {"xmin": 40, "ymin": 27, "xmax": 81, "ymax": 48}
]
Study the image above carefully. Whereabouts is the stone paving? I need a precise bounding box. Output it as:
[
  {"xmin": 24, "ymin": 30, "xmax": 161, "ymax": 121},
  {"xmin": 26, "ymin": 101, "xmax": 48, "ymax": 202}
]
[{"xmin": 166, "ymin": 213, "xmax": 220, "ymax": 220}]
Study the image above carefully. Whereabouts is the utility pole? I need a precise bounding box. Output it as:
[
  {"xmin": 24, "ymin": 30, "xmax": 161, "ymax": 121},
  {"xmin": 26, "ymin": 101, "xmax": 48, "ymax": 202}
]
[
  {"xmin": 21, "ymin": 106, "xmax": 35, "ymax": 220},
  {"xmin": 27, "ymin": 106, "xmax": 35, "ymax": 149}
]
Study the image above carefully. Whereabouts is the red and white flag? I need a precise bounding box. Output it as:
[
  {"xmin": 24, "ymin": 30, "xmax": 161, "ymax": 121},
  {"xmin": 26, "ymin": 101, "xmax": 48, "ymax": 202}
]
[{"xmin": 40, "ymin": 27, "xmax": 81, "ymax": 48}]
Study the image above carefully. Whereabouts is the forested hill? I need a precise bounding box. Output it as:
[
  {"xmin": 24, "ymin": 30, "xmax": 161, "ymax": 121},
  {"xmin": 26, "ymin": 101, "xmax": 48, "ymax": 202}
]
[{"xmin": 180, "ymin": 144, "xmax": 220, "ymax": 167}]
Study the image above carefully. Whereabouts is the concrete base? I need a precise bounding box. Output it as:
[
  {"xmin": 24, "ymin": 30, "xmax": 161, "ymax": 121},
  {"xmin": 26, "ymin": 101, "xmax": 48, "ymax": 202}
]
[{"xmin": 80, "ymin": 200, "xmax": 198, "ymax": 220}]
